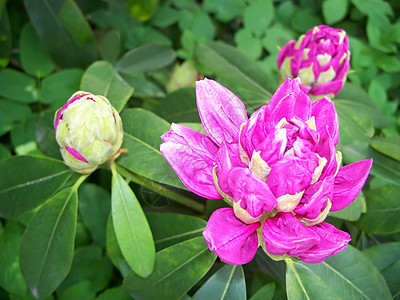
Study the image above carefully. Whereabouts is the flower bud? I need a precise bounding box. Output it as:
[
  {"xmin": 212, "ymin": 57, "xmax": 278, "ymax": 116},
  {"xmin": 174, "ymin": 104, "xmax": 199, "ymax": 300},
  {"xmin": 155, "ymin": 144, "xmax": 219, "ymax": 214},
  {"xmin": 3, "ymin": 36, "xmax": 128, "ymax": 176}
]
[
  {"xmin": 277, "ymin": 25, "xmax": 350, "ymax": 98},
  {"xmin": 54, "ymin": 91, "xmax": 124, "ymax": 174}
]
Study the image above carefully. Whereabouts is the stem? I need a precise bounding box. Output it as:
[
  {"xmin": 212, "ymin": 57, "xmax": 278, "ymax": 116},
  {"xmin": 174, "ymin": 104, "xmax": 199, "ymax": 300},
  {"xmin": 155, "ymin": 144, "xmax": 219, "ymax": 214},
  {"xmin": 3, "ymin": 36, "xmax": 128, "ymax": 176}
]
[
  {"xmin": 114, "ymin": 163, "xmax": 204, "ymax": 213},
  {"xmin": 72, "ymin": 174, "xmax": 89, "ymax": 191}
]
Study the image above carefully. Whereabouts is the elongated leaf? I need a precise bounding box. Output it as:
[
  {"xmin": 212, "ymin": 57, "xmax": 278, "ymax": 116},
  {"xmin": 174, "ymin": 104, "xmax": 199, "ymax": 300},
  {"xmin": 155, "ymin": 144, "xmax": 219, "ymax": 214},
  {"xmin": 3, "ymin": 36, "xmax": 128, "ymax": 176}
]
[
  {"xmin": 285, "ymin": 245, "xmax": 392, "ymax": 300},
  {"xmin": 35, "ymin": 110, "xmax": 63, "ymax": 160},
  {"xmin": 0, "ymin": 1, "xmax": 11, "ymax": 68},
  {"xmin": 116, "ymin": 44, "xmax": 176, "ymax": 74},
  {"xmin": 117, "ymin": 108, "xmax": 186, "ymax": 190},
  {"xmin": 193, "ymin": 265, "xmax": 246, "ymax": 300},
  {"xmin": 112, "ymin": 170, "xmax": 155, "ymax": 278},
  {"xmin": 329, "ymin": 192, "xmax": 364, "ymax": 221},
  {"xmin": 194, "ymin": 41, "xmax": 273, "ymax": 109},
  {"xmin": 0, "ymin": 98, "xmax": 31, "ymax": 136},
  {"xmin": 0, "ymin": 69, "xmax": 37, "ymax": 103},
  {"xmin": 124, "ymin": 237, "xmax": 216, "ymax": 300},
  {"xmin": 250, "ymin": 282, "xmax": 275, "ymax": 300},
  {"xmin": 23, "ymin": 0, "xmax": 98, "ymax": 67},
  {"xmin": 146, "ymin": 212, "xmax": 206, "ymax": 251},
  {"xmin": 80, "ymin": 61, "xmax": 133, "ymax": 112},
  {"xmin": 341, "ymin": 141, "xmax": 400, "ymax": 186},
  {"xmin": 370, "ymin": 136, "xmax": 400, "ymax": 161},
  {"xmin": 0, "ymin": 156, "xmax": 72, "ymax": 219},
  {"xmin": 96, "ymin": 286, "xmax": 131, "ymax": 300},
  {"xmin": 359, "ymin": 186, "xmax": 400, "ymax": 234},
  {"xmin": 59, "ymin": 281, "xmax": 96, "ymax": 300},
  {"xmin": 19, "ymin": 187, "xmax": 78, "ymax": 299},
  {"xmin": 0, "ymin": 221, "xmax": 26, "ymax": 296}
]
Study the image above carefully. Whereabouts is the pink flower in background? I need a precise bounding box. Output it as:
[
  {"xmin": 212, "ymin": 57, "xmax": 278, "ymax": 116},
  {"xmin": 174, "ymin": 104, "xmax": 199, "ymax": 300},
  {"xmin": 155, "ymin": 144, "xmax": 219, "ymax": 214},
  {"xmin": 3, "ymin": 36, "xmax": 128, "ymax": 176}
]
[
  {"xmin": 277, "ymin": 25, "xmax": 350, "ymax": 98},
  {"xmin": 160, "ymin": 78, "xmax": 372, "ymax": 265}
]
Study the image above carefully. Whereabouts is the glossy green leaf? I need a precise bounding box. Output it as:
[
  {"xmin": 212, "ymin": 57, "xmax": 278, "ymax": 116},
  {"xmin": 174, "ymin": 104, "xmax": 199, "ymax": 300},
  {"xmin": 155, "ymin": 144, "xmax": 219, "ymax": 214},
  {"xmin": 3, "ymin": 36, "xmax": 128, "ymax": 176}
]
[
  {"xmin": 127, "ymin": 0, "xmax": 158, "ymax": 21},
  {"xmin": 0, "ymin": 98, "xmax": 31, "ymax": 137},
  {"xmin": 19, "ymin": 187, "xmax": 78, "ymax": 299},
  {"xmin": 112, "ymin": 169, "xmax": 155, "ymax": 278},
  {"xmin": 194, "ymin": 41, "xmax": 273, "ymax": 109},
  {"xmin": 285, "ymin": 245, "xmax": 392, "ymax": 300},
  {"xmin": 0, "ymin": 69, "xmax": 37, "ymax": 103},
  {"xmin": 38, "ymin": 69, "xmax": 83, "ymax": 108},
  {"xmin": 0, "ymin": 144, "xmax": 10, "ymax": 160},
  {"xmin": 117, "ymin": 108, "xmax": 186, "ymax": 189},
  {"xmin": 193, "ymin": 265, "xmax": 246, "ymax": 300},
  {"xmin": 78, "ymin": 183, "xmax": 111, "ymax": 247},
  {"xmin": 359, "ymin": 185, "xmax": 400, "ymax": 234},
  {"xmin": 35, "ymin": 110, "xmax": 62, "ymax": 160},
  {"xmin": 96, "ymin": 286, "xmax": 131, "ymax": 300},
  {"xmin": 0, "ymin": 221, "xmax": 27, "ymax": 296},
  {"xmin": 178, "ymin": 8, "xmax": 215, "ymax": 43},
  {"xmin": 10, "ymin": 115, "xmax": 38, "ymax": 155},
  {"xmin": 126, "ymin": 26, "xmax": 171, "ymax": 49},
  {"xmin": 105, "ymin": 215, "xmax": 130, "ymax": 276},
  {"xmin": 203, "ymin": 0, "xmax": 245, "ymax": 22},
  {"xmin": 20, "ymin": 23, "xmax": 55, "ymax": 78},
  {"xmin": 341, "ymin": 141, "xmax": 400, "ymax": 186},
  {"xmin": 0, "ymin": 156, "xmax": 72, "ymax": 219},
  {"xmin": 123, "ymin": 237, "xmax": 216, "ymax": 300},
  {"xmin": 146, "ymin": 212, "xmax": 206, "ymax": 251},
  {"xmin": 370, "ymin": 136, "xmax": 400, "ymax": 161},
  {"xmin": 153, "ymin": 87, "xmax": 199, "ymax": 123},
  {"xmin": 59, "ymin": 281, "xmax": 96, "ymax": 300},
  {"xmin": 149, "ymin": 6, "xmax": 179, "ymax": 27},
  {"xmin": 250, "ymin": 282, "xmax": 275, "ymax": 300},
  {"xmin": 121, "ymin": 73, "xmax": 166, "ymax": 98},
  {"xmin": 57, "ymin": 245, "xmax": 113, "ymax": 295},
  {"xmin": 23, "ymin": 0, "xmax": 98, "ymax": 67},
  {"xmin": 322, "ymin": 0, "xmax": 348, "ymax": 25},
  {"xmin": 116, "ymin": 44, "xmax": 175, "ymax": 74},
  {"xmin": 98, "ymin": 29, "xmax": 120, "ymax": 64},
  {"xmin": 80, "ymin": 61, "xmax": 133, "ymax": 112},
  {"xmin": 243, "ymin": 0, "xmax": 274, "ymax": 37},
  {"xmin": 329, "ymin": 192, "xmax": 364, "ymax": 221},
  {"xmin": 234, "ymin": 29, "xmax": 262, "ymax": 60},
  {"xmin": 0, "ymin": 1, "xmax": 11, "ymax": 68}
]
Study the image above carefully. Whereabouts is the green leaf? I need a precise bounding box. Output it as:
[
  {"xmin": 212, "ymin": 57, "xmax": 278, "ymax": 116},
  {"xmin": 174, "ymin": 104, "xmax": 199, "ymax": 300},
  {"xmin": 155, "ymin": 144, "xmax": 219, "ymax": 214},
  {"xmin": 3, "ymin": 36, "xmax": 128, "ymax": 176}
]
[
  {"xmin": 59, "ymin": 281, "xmax": 96, "ymax": 300},
  {"xmin": 291, "ymin": 9, "xmax": 323, "ymax": 33},
  {"xmin": 285, "ymin": 245, "xmax": 392, "ymax": 300},
  {"xmin": 375, "ymin": 55, "xmax": 400, "ymax": 72},
  {"xmin": 95, "ymin": 286, "xmax": 131, "ymax": 300},
  {"xmin": 149, "ymin": 6, "xmax": 180, "ymax": 28},
  {"xmin": 19, "ymin": 187, "xmax": 78, "ymax": 299},
  {"xmin": 243, "ymin": 0, "xmax": 274, "ymax": 37},
  {"xmin": 98, "ymin": 29, "xmax": 120, "ymax": 64},
  {"xmin": 234, "ymin": 29, "xmax": 262, "ymax": 60},
  {"xmin": 105, "ymin": 215, "xmax": 130, "ymax": 276},
  {"xmin": 250, "ymin": 282, "xmax": 275, "ymax": 300},
  {"xmin": 261, "ymin": 24, "xmax": 295, "ymax": 54},
  {"xmin": 146, "ymin": 212, "xmax": 206, "ymax": 251},
  {"xmin": 359, "ymin": 185, "xmax": 400, "ymax": 234},
  {"xmin": 123, "ymin": 237, "xmax": 216, "ymax": 300},
  {"xmin": 322, "ymin": 0, "xmax": 348, "ymax": 25},
  {"xmin": 0, "ymin": 144, "xmax": 10, "ymax": 160},
  {"xmin": 127, "ymin": 0, "xmax": 158, "ymax": 21},
  {"xmin": 370, "ymin": 136, "xmax": 400, "ymax": 161},
  {"xmin": 78, "ymin": 183, "xmax": 110, "ymax": 247},
  {"xmin": 178, "ymin": 8, "xmax": 215, "ymax": 43},
  {"xmin": 117, "ymin": 108, "xmax": 186, "ymax": 189},
  {"xmin": 23, "ymin": 0, "xmax": 98, "ymax": 67},
  {"xmin": 0, "ymin": 221, "xmax": 27, "ymax": 296},
  {"xmin": 0, "ymin": 69, "xmax": 37, "ymax": 103},
  {"xmin": 153, "ymin": 87, "xmax": 199, "ymax": 123},
  {"xmin": 126, "ymin": 26, "xmax": 171, "ymax": 49},
  {"xmin": 57, "ymin": 245, "xmax": 113, "ymax": 295},
  {"xmin": 121, "ymin": 73, "xmax": 166, "ymax": 98},
  {"xmin": 111, "ymin": 169, "xmax": 155, "ymax": 278},
  {"xmin": 202, "ymin": 0, "xmax": 245, "ymax": 22},
  {"xmin": 10, "ymin": 115, "xmax": 38, "ymax": 155},
  {"xmin": 342, "ymin": 141, "xmax": 400, "ymax": 185},
  {"xmin": 116, "ymin": 44, "xmax": 176, "ymax": 74},
  {"xmin": 194, "ymin": 41, "xmax": 273, "ymax": 109},
  {"xmin": 80, "ymin": 61, "xmax": 133, "ymax": 112},
  {"xmin": 0, "ymin": 98, "xmax": 31, "ymax": 136},
  {"xmin": 35, "ymin": 110, "xmax": 63, "ymax": 160},
  {"xmin": 193, "ymin": 265, "xmax": 246, "ymax": 300},
  {"xmin": 0, "ymin": 1, "xmax": 11, "ymax": 68},
  {"xmin": 20, "ymin": 22, "xmax": 55, "ymax": 78},
  {"xmin": 0, "ymin": 156, "xmax": 72, "ymax": 219},
  {"xmin": 38, "ymin": 69, "xmax": 83, "ymax": 108},
  {"xmin": 329, "ymin": 192, "xmax": 364, "ymax": 221}
]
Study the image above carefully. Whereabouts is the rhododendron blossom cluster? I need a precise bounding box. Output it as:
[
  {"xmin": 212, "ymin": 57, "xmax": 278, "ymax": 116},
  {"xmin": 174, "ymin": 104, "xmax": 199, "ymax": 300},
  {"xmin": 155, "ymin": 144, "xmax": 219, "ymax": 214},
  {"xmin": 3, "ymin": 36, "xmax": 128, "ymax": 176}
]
[{"xmin": 160, "ymin": 78, "xmax": 372, "ymax": 265}]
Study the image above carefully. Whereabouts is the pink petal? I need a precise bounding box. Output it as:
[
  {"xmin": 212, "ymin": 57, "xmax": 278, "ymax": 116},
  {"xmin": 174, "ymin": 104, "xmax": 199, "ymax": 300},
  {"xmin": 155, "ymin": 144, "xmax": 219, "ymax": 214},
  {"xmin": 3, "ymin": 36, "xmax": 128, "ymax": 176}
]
[
  {"xmin": 196, "ymin": 78, "xmax": 248, "ymax": 146},
  {"xmin": 298, "ymin": 222, "xmax": 351, "ymax": 263},
  {"xmin": 54, "ymin": 93, "xmax": 90, "ymax": 131},
  {"xmin": 309, "ymin": 80, "xmax": 344, "ymax": 97},
  {"xmin": 277, "ymin": 40, "xmax": 296, "ymax": 68},
  {"xmin": 262, "ymin": 212, "xmax": 320, "ymax": 257},
  {"xmin": 294, "ymin": 176, "xmax": 334, "ymax": 219},
  {"xmin": 267, "ymin": 78, "xmax": 312, "ymax": 125},
  {"xmin": 64, "ymin": 147, "xmax": 88, "ymax": 163},
  {"xmin": 316, "ymin": 132, "xmax": 337, "ymax": 180},
  {"xmin": 311, "ymin": 97, "xmax": 339, "ymax": 147},
  {"xmin": 331, "ymin": 159, "xmax": 373, "ymax": 211},
  {"xmin": 228, "ymin": 167, "xmax": 277, "ymax": 218},
  {"xmin": 160, "ymin": 123, "xmax": 221, "ymax": 199},
  {"xmin": 203, "ymin": 208, "xmax": 260, "ymax": 265}
]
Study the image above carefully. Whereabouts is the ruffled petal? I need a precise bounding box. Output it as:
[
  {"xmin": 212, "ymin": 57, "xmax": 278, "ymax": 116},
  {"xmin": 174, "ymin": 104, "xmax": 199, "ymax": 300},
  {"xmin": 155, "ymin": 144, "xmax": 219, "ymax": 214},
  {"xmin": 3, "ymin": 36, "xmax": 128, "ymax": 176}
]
[
  {"xmin": 203, "ymin": 208, "xmax": 260, "ymax": 265},
  {"xmin": 160, "ymin": 123, "xmax": 221, "ymax": 199},
  {"xmin": 267, "ymin": 78, "xmax": 312, "ymax": 125},
  {"xmin": 298, "ymin": 222, "xmax": 351, "ymax": 263},
  {"xmin": 196, "ymin": 78, "xmax": 248, "ymax": 146},
  {"xmin": 262, "ymin": 212, "xmax": 320, "ymax": 257},
  {"xmin": 311, "ymin": 97, "xmax": 339, "ymax": 147},
  {"xmin": 228, "ymin": 167, "xmax": 277, "ymax": 218},
  {"xmin": 331, "ymin": 159, "xmax": 373, "ymax": 211},
  {"xmin": 309, "ymin": 80, "xmax": 344, "ymax": 97}
]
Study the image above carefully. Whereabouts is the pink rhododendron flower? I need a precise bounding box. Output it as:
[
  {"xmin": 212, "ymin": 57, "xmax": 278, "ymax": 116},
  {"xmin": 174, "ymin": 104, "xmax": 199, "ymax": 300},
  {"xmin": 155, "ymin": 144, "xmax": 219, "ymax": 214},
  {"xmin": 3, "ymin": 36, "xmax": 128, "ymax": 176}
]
[
  {"xmin": 277, "ymin": 25, "xmax": 350, "ymax": 98},
  {"xmin": 160, "ymin": 78, "xmax": 372, "ymax": 265}
]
